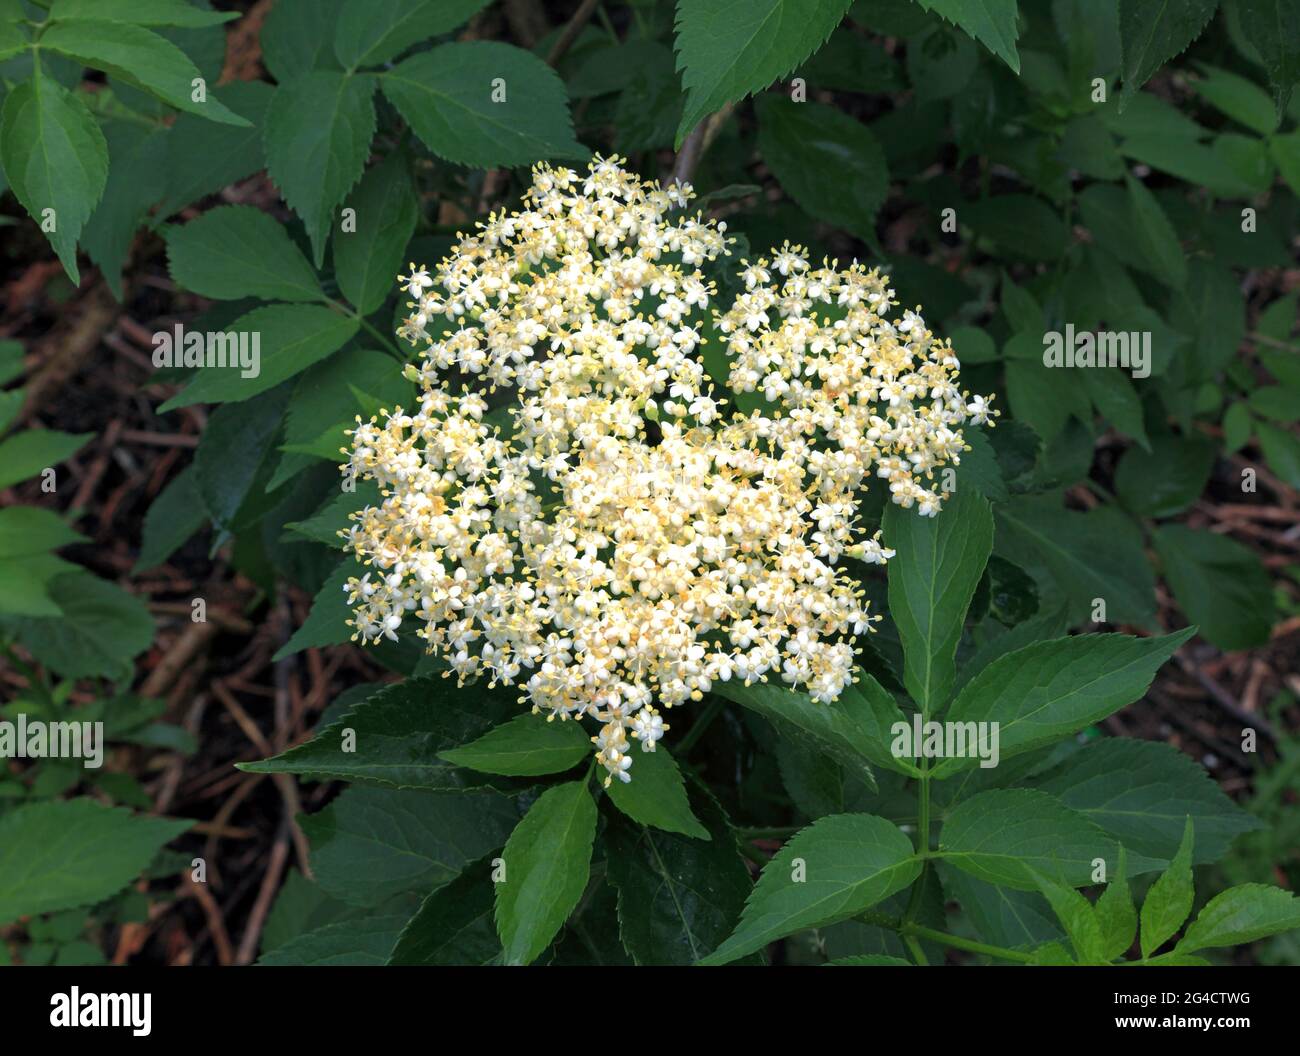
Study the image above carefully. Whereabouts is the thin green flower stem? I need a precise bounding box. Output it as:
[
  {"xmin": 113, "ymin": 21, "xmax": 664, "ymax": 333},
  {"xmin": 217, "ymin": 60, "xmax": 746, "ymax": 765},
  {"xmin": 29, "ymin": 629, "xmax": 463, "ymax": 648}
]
[{"xmin": 675, "ymin": 697, "xmax": 725, "ymax": 754}]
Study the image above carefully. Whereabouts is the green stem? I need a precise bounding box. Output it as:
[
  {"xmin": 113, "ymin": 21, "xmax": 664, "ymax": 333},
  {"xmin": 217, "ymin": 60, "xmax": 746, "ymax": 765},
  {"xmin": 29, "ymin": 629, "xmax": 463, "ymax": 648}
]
[
  {"xmin": 325, "ymin": 296, "xmax": 405, "ymax": 362},
  {"xmin": 906, "ymin": 923, "xmax": 1033, "ymax": 964},
  {"xmin": 902, "ymin": 933, "xmax": 930, "ymax": 966},
  {"xmin": 858, "ymin": 911, "xmax": 1033, "ymax": 964},
  {"xmin": 358, "ymin": 315, "xmax": 406, "ymax": 362},
  {"xmin": 900, "ymin": 693, "xmax": 936, "ymax": 954},
  {"xmin": 676, "ymin": 697, "xmax": 725, "ymax": 754},
  {"xmin": 915, "ymin": 766, "xmax": 931, "ymax": 855},
  {"xmin": 1248, "ymin": 330, "xmax": 1298, "ymax": 351}
]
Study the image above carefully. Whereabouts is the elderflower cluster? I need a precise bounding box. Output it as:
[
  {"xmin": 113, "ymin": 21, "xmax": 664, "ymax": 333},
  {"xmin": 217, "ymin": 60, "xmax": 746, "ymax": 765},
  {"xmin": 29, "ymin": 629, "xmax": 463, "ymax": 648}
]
[{"xmin": 341, "ymin": 156, "xmax": 994, "ymax": 785}]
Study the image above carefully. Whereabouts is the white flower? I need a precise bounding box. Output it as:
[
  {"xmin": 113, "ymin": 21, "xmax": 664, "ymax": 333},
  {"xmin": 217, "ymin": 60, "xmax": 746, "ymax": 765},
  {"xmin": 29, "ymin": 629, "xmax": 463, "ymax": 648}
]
[
  {"xmin": 631, "ymin": 708, "xmax": 667, "ymax": 751},
  {"xmin": 342, "ymin": 157, "xmax": 994, "ymax": 782},
  {"xmin": 966, "ymin": 393, "xmax": 994, "ymax": 425}
]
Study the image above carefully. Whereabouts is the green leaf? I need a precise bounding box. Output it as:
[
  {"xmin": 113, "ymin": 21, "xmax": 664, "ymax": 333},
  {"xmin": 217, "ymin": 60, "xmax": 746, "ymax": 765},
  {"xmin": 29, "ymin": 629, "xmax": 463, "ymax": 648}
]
[
  {"xmin": 956, "ymin": 428, "xmax": 1010, "ymax": 502},
  {"xmin": 240, "ymin": 675, "xmax": 520, "ymax": 789},
  {"xmin": 49, "ymin": 0, "xmax": 240, "ymax": 27},
  {"xmin": 0, "ymin": 340, "xmax": 22, "ymax": 387},
  {"xmin": 0, "ymin": 506, "xmax": 84, "ymax": 558},
  {"xmin": 0, "ymin": 73, "xmax": 107, "ymax": 284},
  {"xmin": 712, "ymin": 671, "xmax": 908, "ymax": 779},
  {"xmin": 0, "ymin": 553, "xmax": 76, "ymax": 617},
  {"xmin": 159, "ymin": 305, "xmax": 360, "ymax": 409},
  {"xmin": 494, "ymin": 779, "xmax": 598, "ymax": 966},
  {"xmin": 193, "ymin": 385, "xmax": 290, "ymax": 531},
  {"xmin": 1153, "ymin": 525, "xmax": 1274, "ymax": 650},
  {"xmin": 134, "ymin": 465, "xmax": 206, "ymax": 571},
  {"xmin": 606, "ymin": 746, "xmax": 709, "ymax": 839},
  {"xmin": 301, "ymin": 786, "xmax": 518, "ymax": 906},
  {"xmin": 0, "ymin": 21, "xmax": 27, "ymax": 62},
  {"xmin": 1258, "ymin": 419, "xmax": 1300, "ymax": 488},
  {"xmin": 916, "ymin": 0, "xmax": 1021, "ymax": 71},
  {"xmin": 1079, "ymin": 369, "xmax": 1149, "ymax": 451},
  {"xmin": 884, "ymin": 488, "xmax": 992, "ymax": 714},
  {"xmin": 382, "ymin": 42, "xmax": 587, "ymax": 167},
  {"xmin": 284, "ymin": 478, "xmax": 379, "ymax": 548},
  {"xmin": 605, "ymin": 785, "xmax": 750, "ymax": 964},
  {"xmin": 264, "ymin": 71, "xmax": 377, "ymax": 267},
  {"xmin": 1000, "ymin": 274, "xmax": 1045, "ymax": 333},
  {"xmin": 1222, "ymin": 401, "xmax": 1253, "ymax": 453},
  {"xmin": 1249, "ymin": 386, "xmax": 1300, "ymax": 422},
  {"xmin": 1139, "ymin": 817, "xmax": 1194, "ymax": 958},
  {"xmin": 333, "ymin": 152, "xmax": 418, "ymax": 314},
  {"xmin": 1175, "ymin": 884, "xmax": 1300, "ymax": 953},
  {"xmin": 271, "ymin": 556, "xmax": 358, "ymax": 657},
  {"xmin": 261, "ymin": 0, "xmax": 346, "ymax": 82},
  {"xmin": 1005, "ymin": 355, "xmax": 1086, "ymax": 444},
  {"xmin": 1033, "ymin": 871, "xmax": 1108, "ymax": 963},
  {"xmin": 673, "ymin": 0, "xmax": 854, "ymax": 144},
  {"xmin": 272, "ymin": 348, "xmax": 410, "ymax": 489},
  {"xmin": 389, "ymin": 859, "xmax": 501, "ymax": 965},
  {"xmin": 1102, "ymin": 89, "xmax": 1205, "ymax": 140},
  {"xmin": 0, "ymin": 800, "xmax": 188, "ymax": 924},
  {"xmin": 259, "ymin": 914, "xmax": 409, "ymax": 965},
  {"xmin": 963, "ymin": 194, "xmax": 1066, "ymax": 261},
  {"xmin": 440, "ymin": 712, "xmax": 591, "ymax": 777},
  {"xmin": 1235, "ymin": 0, "xmax": 1300, "ymax": 116},
  {"xmin": 39, "ymin": 21, "xmax": 248, "ymax": 125},
  {"xmin": 16, "ymin": 571, "xmax": 155, "ymax": 680},
  {"xmin": 995, "ymin": 497, "xmax": 1157, "ymax": 627},
  {"xmin": 1193, "ymin": 61, "xmax": 1280, "ymax": 134},
  {"xmin": 0, "ymin": 428, "xmax": 91, "ymax": 490},
  {"xmin": 155, "ymin": 80, "xmax": 274, "ymax": 219},
  {"xmin": 797, "ymin": 26, "xmax": 902, "ymax": 95},
  {"xmin": 1027, "ymin": 940, "xmax": 1076, "ymax": 964},
  {"xmin": 1095, "ymin": 847, "xmax": 1138, "ymax": 960},
  {"xmin": 755, "ymin": 96, "xmax": 888, "ymax": 243},
  {"xmin": 933, "ymin": 630, "xmax": 1194, "ymax": 778},
  {"xmin": 334, "ymin": 0, "xmax": 491, "ymax": 69},
  {"xmin": 1114, "ymin": 431, "xmax": 1214, "ymax": 517},
  {"xmin": 939, "ymin": 788, "xmax": 1145, "ymax": 890},
  {"xmin": 261, "ymin": 870, "xmax": 373, "ymax": 953},
  {"xmin": 1035, "ymin": 738, "xmax": 1262, "ymax": 864},
  {"xmin": 164, "ymin": 205, "xmax": 324, "ymax": 303},
  {"xmin": 1118, "ymin": 0, "xmax": 1218, "ymax": 104},
  {"xmin": 954, "ymin": 601, "xmax": 1070, "ymax": 695},
  {"xmin": 826, "ymin": 954, "xmax": 913, "ymax": 965},
  {"xmin": 907, "ymin": 23, "xmax": 979, "ymax": 103},
  {"xmin": 699, "ymin": 814, "xmax": 920, "ymax": 965},
  {"xmin": 1123, "ymin": 173, "xmax": 1187, "ymax": 289},
  {"xmin": 81, "ymin": 120, "xmax": 168, "ymax": 298},
  {"xmin": 1119, "ymin": 134, "xmax": 1259, "ymax": 198},
  {"xmin": 546, "ymin": 879, "xmax": 632, "ymax": 965}
]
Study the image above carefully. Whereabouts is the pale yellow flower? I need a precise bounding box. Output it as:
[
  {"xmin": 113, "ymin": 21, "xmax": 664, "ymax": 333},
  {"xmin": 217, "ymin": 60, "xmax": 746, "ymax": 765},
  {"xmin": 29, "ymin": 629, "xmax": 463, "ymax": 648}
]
[{"xmin": 343, "ymin": 157, "xmax": 994, "ymax": 784}]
